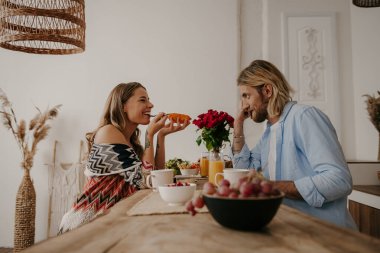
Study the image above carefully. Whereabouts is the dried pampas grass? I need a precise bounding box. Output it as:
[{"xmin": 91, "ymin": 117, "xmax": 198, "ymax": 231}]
[
  {"xmin": 0, "ymin": 88, "xmax": 61, "ymax": 170},
  {"xmin": 363, "ymin": 91, "xmax": 380, "ymax": 133},
  {"xmin": 364, "ymin": 90, "xmax": 380, "ymax": 160}
]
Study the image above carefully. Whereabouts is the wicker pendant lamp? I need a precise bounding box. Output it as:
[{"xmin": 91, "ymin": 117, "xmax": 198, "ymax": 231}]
[
  {"xmin": 353, "ymin": 0, "xmax": 380, "ymax": 7},
  {"xmin": 0, "ymin": 0, "xmax": 85, "ymax": 55}
]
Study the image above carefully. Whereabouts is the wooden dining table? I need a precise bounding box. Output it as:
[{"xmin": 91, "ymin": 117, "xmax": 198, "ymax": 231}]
[{"xmin": 23, "ymin": 189, "xmax": 380, "ymax": 253}]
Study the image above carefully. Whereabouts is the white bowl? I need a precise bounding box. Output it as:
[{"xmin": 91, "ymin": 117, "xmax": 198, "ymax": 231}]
[
  {"xmin": 180, "ymin": 168, "xmax": 198, "ymax": 176},
  {"xmin": 158, "ymin": 183, "xmax": 196, "ymax": 206}
]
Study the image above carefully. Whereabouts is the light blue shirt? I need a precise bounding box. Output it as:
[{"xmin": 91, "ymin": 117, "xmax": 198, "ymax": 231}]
[{"xmin": 233, "ymin": 101, "xmax": 357, "ymax": 229}]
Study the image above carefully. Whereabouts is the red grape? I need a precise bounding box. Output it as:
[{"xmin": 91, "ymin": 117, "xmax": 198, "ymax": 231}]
[
  {"xmin": 236, "ymin": 177, "xmax": 248, "ymax": 189},
  {"xmin": 260, "ymin": 180, "xmax": 273, "ymax": 194},
  {"xmin": 239, "ymin": 181, "xmax": 254, "ymax": 196},
  {"xmin": 228, "ymin": 191, "xmax": 239, "ymax": 198},
  {"xmin": 217, "ymin": 185, "xmax": 231, "ymax": 197},
  {"xmin": 186, "ymin": 200, "xmax": 194, "ymax": 212},
  {"xmin": 192, "ymin": 196, "xmax": 205, "ymax": 208},
  {"xmin": 219, "ymin": 179, "xmax": 230, "ymax": 188},
  {"xmin": 251, "ymin": 178, "xmax": 262, "ymax": 194},
  {"xmin": 203, "ymin": 182, "xmax": 216, "ymax": 195}
]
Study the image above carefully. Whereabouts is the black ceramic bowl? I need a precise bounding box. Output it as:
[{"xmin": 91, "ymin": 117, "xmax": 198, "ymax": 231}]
[{"xmin": 203, "ymin": 192, "xmax": 285, "ymax": 231}]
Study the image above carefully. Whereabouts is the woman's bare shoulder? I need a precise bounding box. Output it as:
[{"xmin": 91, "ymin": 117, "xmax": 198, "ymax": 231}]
[{"xmin": 93, "ymin": 125, "xmax": 128, "ymax": 144}]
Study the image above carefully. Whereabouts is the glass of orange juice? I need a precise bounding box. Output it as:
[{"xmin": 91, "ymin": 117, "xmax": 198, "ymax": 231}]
[
  {"xmin": 208, "ymin": 151, "xmax": 225, "ymax": 185},
  {"xmin": 200, "ymin": 151, "xmax": 209, "ymax": 177}
]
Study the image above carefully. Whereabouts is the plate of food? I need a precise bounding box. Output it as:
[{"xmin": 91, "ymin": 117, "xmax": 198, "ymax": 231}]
[{"xmin": 178, "ymin": 161, "xmax": 200, "ymax": 176}]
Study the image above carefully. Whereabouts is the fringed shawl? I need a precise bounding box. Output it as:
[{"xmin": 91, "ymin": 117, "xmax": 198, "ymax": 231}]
[
  {"xmin": 85, "ymin": 143, "xmax": 147, "ymax": 189},
  {"xmin": 58, "ymin": 143, "xmax": 152, "ymax": 234}
]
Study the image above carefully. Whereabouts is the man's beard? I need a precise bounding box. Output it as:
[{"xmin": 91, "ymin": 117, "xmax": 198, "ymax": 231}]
[{"xmin": 251, "ymin": 96, "xmax": 269, "ymax": 123}]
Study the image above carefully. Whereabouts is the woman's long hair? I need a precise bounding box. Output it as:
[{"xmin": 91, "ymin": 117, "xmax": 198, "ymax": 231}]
[
  {"xmin": 237, "ymin": 60, "xmax": 294, "ymax": 118},
  {"xmin": 86, "ymin": 82, "xmax": 145, "ymax": 159}
]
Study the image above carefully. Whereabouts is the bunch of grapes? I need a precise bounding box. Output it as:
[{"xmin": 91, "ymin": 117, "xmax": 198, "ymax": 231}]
[
  {"xmin": 185, "ymin": 194, "xmax": 205, "ymax": 216},
  {"xmin": 186, "ymin": 172, "xmax": 281, "ymax": 216}
]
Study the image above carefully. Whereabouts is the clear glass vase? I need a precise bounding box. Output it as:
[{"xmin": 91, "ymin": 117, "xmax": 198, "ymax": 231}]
[{"xmin": 208, "ymin": 149, "xmax": 225, "ymax": 185}]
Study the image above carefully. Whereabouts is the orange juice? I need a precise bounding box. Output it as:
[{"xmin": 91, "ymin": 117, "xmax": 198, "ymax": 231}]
[
  {"xmin": 208, "ymin": 160, "xmax": 224, "ymax": 185},
  {"xmin": 200, "ymin": 157, "xmax": 209, "ymax": 177}
]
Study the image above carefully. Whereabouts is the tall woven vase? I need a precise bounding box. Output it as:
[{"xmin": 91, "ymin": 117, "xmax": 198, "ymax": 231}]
[{"xmin": 14, "ymin": 169, "xmax": 36, "ymax": 252}]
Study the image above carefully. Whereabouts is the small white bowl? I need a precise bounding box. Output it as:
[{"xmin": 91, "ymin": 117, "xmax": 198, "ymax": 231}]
[
  {"xmin": 180, "ymin": 168, "xmax": 198, "ymax": 176},
  {"xmin": 158, "ymin": 183, "xmax": 196, "ymax": 206}
]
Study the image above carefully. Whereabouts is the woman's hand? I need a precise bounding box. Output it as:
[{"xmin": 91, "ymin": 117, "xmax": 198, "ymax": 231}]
[
  {"xmin": 153, "ymin": 116, "xmax": 190, "ymax": 169},
  {"xmin": 158, "ymin": 118, "xmax": 190, "ymax": 137},
  {"xmin": 146, "ymin": 112, "xmax": 168, "ymax": 137}
]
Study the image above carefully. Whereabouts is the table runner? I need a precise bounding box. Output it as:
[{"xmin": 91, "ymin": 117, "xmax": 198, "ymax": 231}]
[{"xmin": 127, "ymin": 190, "xmax": 208, "ymax": 216}]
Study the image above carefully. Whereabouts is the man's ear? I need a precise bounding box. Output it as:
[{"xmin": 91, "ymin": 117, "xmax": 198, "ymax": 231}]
[{"xmin": 263, "ymin": 84, "xmax": 273, "ymax": 98}]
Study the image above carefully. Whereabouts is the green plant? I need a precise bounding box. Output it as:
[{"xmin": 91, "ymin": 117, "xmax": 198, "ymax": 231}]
[{"xmin": 165, "ymin": 157, "xmax": 188, "ymax": 176}]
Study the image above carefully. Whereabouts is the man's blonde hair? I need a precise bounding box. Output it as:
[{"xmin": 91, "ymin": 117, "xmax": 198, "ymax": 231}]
[{"xmin": 238, "ymin": 60, "xmax": 294, "ymax": 117}]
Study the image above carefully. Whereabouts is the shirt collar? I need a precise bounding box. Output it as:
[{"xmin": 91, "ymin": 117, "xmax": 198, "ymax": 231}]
[{"xmin": 265, "ymin": 101, "xmax": 297, "ymax": 128}]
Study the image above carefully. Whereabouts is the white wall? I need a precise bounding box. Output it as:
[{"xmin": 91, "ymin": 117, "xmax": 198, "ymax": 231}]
[
  {"xmin": 240, "ymin": 0, "xmax": 380, "ymax": 161},
  {"xmin": 242, "ymin": 0, "xmax": 356, "ymax": 157},
  {"xmin": 239, "ymin": 0, "xmax": 267, "ymax": 148},
  {"xmin": 350, "ymin": 5, "xmax": 380, "ymax": 160},
  {"xmin": 0, "ymin": 0, "xmax": 239, "ymax": 246}
]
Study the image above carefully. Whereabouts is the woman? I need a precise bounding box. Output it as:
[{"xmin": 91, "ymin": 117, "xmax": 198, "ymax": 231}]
[{"xmin": 59, "ymin": 82, "xmax": 189, "ymax": 233}]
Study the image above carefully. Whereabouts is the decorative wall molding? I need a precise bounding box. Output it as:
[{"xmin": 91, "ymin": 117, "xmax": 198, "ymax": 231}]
[
  {"xmin": 282, "ymin": 12, "xmax": 341, "ymax": 138},
  {"xmin": 302, "ymin": 27, "xmax": 324, "ymax": 100}
]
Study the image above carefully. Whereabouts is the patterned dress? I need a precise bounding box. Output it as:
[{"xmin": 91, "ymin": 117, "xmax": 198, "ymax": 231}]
[{"xmin": 58, "ymin": 143, "xmax": 153, "ymax": 234}]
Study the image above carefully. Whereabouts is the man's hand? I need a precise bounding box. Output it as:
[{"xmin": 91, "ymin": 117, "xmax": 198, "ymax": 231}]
[
  {"xmin": 235, "ymin": 101, "xmax": 250, "ymax": 126},
  {"xmin": 271, "ymin": 180, "xmax": 302, "ymax": 199}
]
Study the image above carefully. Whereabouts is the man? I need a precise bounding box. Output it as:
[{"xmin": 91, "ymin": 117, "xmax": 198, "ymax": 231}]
[{"xmin": 232, "ymin": 59, "xmax": 357, "ymax": 229}]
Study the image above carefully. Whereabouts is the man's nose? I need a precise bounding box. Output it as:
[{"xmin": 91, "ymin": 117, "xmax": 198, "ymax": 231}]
[{"xmin": 241, "ymin": 99, "xmax": 249, "ymax": 108}]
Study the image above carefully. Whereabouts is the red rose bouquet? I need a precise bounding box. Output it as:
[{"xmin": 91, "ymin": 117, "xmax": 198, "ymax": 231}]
[{"xmin": 193, "ymin": 109, "xmax": 234, "ymax": 152}]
